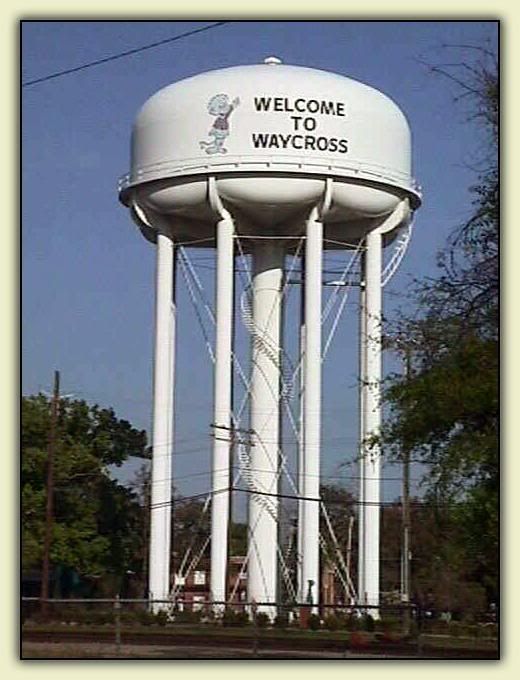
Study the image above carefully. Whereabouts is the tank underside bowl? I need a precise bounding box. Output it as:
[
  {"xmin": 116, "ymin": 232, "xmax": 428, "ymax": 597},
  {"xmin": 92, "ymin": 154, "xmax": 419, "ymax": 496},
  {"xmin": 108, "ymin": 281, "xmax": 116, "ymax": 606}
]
[{"xmin": 122, "ymin": 171, "xmax": 416, "ymax": 249}]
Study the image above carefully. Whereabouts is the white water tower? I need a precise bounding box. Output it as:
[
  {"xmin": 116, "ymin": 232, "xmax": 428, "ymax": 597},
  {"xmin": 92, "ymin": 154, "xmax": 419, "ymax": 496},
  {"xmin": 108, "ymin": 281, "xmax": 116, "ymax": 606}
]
[{"xmin": 118, "ymin": 57, "xmax": 421, "ymax": 616}]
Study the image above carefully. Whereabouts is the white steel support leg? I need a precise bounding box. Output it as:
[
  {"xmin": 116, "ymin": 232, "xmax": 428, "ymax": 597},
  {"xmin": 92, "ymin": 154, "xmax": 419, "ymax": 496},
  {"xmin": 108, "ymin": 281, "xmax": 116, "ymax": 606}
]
[
  {"xmin": 248, "ymin": 242, "xmax": 284, "ymax": 618},
  {"xmin": 301, "ymin": 214, "xmax": 323, "ymax": 610},
  {"xmin": 149, "ymin": 231, "xmax": 175, "ymax": 612},
  {"xmin": 210, "ymin": 216, "xmax": 235, "ymax": 611},
  {"xmin": 357, "ymin": 252, "xmax": 367, "ymax": 606},
  {"xmin": 297, "ymin": 252, "xmax": 305, "ymax": 601},
  {"xmin": 364, "ymin": 228, "xmax": 383, "ymax": 618}
]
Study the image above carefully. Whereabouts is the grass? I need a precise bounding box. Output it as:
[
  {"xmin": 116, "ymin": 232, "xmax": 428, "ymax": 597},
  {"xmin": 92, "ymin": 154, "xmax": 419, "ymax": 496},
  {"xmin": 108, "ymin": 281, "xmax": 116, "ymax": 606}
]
[{"xmin": 22, "ymin": 620, "xmax": 498, "ymax": 653}]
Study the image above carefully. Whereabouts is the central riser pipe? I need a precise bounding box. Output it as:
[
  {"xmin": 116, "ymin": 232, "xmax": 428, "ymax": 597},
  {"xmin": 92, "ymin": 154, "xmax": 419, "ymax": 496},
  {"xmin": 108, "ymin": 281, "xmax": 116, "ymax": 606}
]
[{"xmin": 247, "ymin": 242, "xmax": 284, "ymax": 617}]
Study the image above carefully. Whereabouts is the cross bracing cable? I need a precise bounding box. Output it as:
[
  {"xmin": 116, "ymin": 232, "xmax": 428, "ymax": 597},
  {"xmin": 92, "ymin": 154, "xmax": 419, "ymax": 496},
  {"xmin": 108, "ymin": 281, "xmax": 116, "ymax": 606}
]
[
  {"xmin": 183, "ymin": 242, "xmax": 274, "ymax": 415},
  {"xmin": 236, "ymin": 433, "xmax": 359, "ymax": 604},
  {"xmin": 319, "ymin": 534, "xmax": 354, "ymax": 603},
  {"xmin": 177, "ymin": 246, "xmax": 278, "ymax": 602},
  {"xmin": 171, "ymin": 494, "xmax": 212, "ymax": 599},
  {"xmin": 237, "ymin": 235, "xmax": 303, "ymax": 410},
  {"xmin": 150, "ymin": 480, "xmax": 441, "ymax": 605},
  {"xmin": 176, "ymin": 244, "xmax": 303, "ymax": 531},
  {"xmin": 178, "ymin": 248, "xmax": 215, "ymax": 362},
  {"xmin": 232, "ymin": 247, "xmax": 305, "ymax": 492},
  {"xmin": 235, "ymin": 235, "xmax": 364, "ymax": 430},
  {"xmin": 162, "ymin": 230, "xmax": 412, "ymax": 602},
  {"xmin": 177, "ymin": 240, "xmax": 300, "ymax": 606},
  {"xmin": 321, "ymin": 237, "xmax": 365, "ymax": 325},
  {"xmin": 228, "ymin": 442, "xmax": 286, "ymax": 605},
  {"xmin": 277, "ymin": 540, "xmax": 298, "ymax": 603},
  {"xmin": 178, "ymin": 245, "xmax": 253, "ymax": 404},
  {"xmin": 172, "ymin": 535, "xmax": 211, "ymax": 601},
  {"xmin": 179, "ymin": 246, "xmax": 216, "ymax": 327},
  {"xmin": 182, "ymin": 234, "xmax": 360, "ymax": 440},
  {"xmin": 381, "ymin": 219, "xmax": 414, "ymax": 288},
  {"xmin": 320, "ymin": 501, "xmax": 358, "ymax": 601}
]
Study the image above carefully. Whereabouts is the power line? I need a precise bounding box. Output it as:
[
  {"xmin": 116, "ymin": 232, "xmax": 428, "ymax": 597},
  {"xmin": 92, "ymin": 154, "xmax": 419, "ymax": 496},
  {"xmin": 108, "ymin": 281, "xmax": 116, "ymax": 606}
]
[
  {"xmin": 147, "ymin": 487, "xmax": 456, "ymax": 512},
  {"xmin": 116, "ymin": 466, "xmax": 425, "ymax": 488},
  {"xmin": 22, "ymin": 21, "xmax": 229, "ymax": 87}
]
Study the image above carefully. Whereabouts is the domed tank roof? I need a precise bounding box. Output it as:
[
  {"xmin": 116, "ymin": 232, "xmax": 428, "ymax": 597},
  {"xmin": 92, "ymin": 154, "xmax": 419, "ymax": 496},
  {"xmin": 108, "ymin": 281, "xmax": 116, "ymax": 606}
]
[{"xmin": 120, "ymin": 59, "xmax": 420, "ymax": 209}]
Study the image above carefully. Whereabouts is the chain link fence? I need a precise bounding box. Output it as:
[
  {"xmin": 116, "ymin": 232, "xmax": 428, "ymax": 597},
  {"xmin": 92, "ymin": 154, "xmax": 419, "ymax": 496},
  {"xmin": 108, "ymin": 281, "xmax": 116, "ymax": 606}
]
[{"xmin": 21, "ymin": 596, "xmax": 498, "ymax": 659}]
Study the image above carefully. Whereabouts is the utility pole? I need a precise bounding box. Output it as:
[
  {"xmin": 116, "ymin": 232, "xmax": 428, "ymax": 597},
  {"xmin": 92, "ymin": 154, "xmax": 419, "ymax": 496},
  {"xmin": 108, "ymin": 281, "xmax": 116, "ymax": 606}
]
[
  {"xmin": 210, "ymin": 423, "xmax": 253, "ymax": 606},
  {"xmin": 41, "ymin": 370, "xmax": 60, "ymax": 616},
  {"xmin": 346, "ymin": 514, "xmax": 354, "ymax": 597}
]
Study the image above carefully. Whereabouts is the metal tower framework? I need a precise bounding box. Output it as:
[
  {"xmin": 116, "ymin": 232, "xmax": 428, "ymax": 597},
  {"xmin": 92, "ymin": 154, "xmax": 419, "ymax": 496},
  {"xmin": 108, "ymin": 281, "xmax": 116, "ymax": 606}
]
[{"xmin": 143, "ymin": 190, "xmax": 412, "ymax": 617}]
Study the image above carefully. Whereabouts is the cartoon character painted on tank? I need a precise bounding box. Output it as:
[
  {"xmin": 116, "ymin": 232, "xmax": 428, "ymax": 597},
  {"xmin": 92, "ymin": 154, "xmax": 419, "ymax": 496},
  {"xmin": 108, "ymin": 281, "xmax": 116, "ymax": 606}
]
[{"xmin": 200, "ymin": 93, "xmax": 240, "ymax": 155}]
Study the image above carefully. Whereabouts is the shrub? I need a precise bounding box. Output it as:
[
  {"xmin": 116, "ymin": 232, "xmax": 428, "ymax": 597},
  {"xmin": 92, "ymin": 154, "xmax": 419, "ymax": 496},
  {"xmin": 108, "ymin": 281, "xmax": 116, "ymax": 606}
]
[
  {"xmin": 273, "ymin": 613, "xmax": 289, "ymax": 629},
  {"xmin": 450, "ymin": 622, "xmax": 477, "ymax": 638},
  {"xmin": 56, "ymin": 606, "xmax": 113, "ymax": 626},
  {"xmin": 478, "ymin": 623, "xmax": 497, "ymax": 639},
  {"xmin": 379, "ymin": 616, "xmax": 401, "ymax": 632},
  {"xmin": 379, "ymin": 629, "xmax": 399, "ymax": 643},
  {"xmin": 173, "ymin": 609, "xmax": 202, "ymax": 624},
  {"xmin": 120, "ymin": 609, "xmax": 140, "ymax": 624},
  {"xmin": 343, "ymin": 614, "xmax": 362, "ymax": 631},
  {"xmin": 255, "ymin": 612, "xmax": 270, "ymax": 628},
  {"xmin": 154, "ymin": 610, "xmax": 169, "ymax": 627},
  {"xmin": 462, "ymin": 612, "xmax": 476, "ymax": 625},
  {"xmin": 407, "ymin": 620, "xmax": 419, "ymax": 638},
  {"xmin": 222, "ymin": 609, "xmax": 250, "ymax": 627},
  {"xmin": 362, "ymin": 614, "xmax": 375, "ymax": 632},
  {"xmin": 349, "ymin": 631, "xmax": 369, "ymax": 649},
  {"xmin": 135, "ymin": 608, "xmax": 156, "ymax": 626},
  {"xmin": 307, "ymin": 614, "xmax": 321, "ymax": 631},
  {"xmin": 323, "ymin": 614, "xmax": 342, "ymax": 631}
]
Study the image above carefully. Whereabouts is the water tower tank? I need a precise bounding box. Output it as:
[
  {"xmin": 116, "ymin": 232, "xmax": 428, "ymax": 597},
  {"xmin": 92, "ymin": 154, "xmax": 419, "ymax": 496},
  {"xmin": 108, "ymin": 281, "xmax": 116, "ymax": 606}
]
[
  {"xmin": 119, "ymin": 58, "xmax": 421, "ymax": 243},
  {"xmin": 118, "ymin": 58, "xmax": 421, "ymax": 618}
]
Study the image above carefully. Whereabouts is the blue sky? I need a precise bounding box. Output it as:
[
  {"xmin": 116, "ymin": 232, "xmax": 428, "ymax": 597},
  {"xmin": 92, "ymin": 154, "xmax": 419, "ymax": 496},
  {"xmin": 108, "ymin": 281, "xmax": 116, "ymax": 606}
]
[{"xmin": 22, "ymin": 20, "xmax": 498, "ymax": 505}]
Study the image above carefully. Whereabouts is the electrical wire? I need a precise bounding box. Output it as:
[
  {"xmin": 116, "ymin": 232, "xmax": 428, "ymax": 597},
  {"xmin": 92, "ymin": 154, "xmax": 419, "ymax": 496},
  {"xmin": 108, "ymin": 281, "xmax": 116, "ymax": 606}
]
[
  {"xmin": 22, "ymin": 21, "xmax": 229, "ymax": 87},
  {"xmin": 118, "ymin": 468, "xmax": 425, "ymax": 491},
  {"xmin": 146, "ymin": 486, "xmax": 456, "ymax": 511}
]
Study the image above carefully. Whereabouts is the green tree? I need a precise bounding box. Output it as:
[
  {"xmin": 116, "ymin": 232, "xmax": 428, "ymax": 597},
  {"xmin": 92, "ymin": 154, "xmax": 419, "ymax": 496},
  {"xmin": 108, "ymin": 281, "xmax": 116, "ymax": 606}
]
[
  {"xmin": 229, "ymin": 521, "xmax": 247, "ymax": 556},
  {"xmin": 379, "ymin": 47, "xmax": 498, "ymax": 603},
  {"xmin": 172, "ymin": 495, "xmax": 211, "ymax": 570},
  {"xmin": 127, "ymin": 467, "xmax": 249, "ymax": 591},
  {"xmin": 380, "ymin": 499, "xmax": 487, "ymax": 615},
  {"xmin": 21, "ymin": 394, "xmax": 148, "ymax": 593},
  {"xmin": 320, "ymin": 483, "xmax": 356, "ymax": 554}
]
